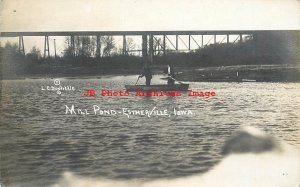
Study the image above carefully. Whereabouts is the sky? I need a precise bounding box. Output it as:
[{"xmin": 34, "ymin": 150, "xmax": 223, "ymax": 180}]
[
  {"xmin": 1, "ymin": 0, "xmax": 300, "ymax": 32},
  {"xmin": 0, "ymin": 0, "xmax": 299, "ymax": 55}
]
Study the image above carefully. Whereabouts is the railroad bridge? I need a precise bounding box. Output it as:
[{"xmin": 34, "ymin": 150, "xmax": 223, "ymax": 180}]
[{"xmin": 0, "ymin": 30, "xmax": 256, "ymax": 61}]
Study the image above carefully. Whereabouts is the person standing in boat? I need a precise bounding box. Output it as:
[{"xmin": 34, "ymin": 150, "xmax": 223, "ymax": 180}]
[
  {"xmin": 167, "ymin": 63, "xmax": 175, "ymax": 85},
  {"xmin": 139, "ymin": 62, "xmax": 152, "ymax": 86}
]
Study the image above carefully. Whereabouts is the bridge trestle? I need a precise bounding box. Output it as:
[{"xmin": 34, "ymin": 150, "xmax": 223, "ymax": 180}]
[{"xmin": 1, "ymin": 31, "xmax": 253, "ymax": 59}]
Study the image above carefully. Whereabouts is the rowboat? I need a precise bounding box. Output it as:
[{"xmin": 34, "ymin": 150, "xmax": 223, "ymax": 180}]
[
  {"xmin": 241, "ymin": 79, "xmax": 256, "ymax": 82},
  {"xmin": 125, "ymin": 84, "xmax": 189, "ymax": 91}
]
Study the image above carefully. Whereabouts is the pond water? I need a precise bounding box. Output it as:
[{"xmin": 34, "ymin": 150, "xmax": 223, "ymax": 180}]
[{"xmin": 1, "ymin": 75, "xmax": 299, "ymax": 186}]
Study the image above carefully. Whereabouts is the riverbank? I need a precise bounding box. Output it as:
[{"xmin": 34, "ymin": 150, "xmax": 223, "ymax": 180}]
[
  {"xmin": 1, "ymin": 64, "xmax": 300, "ymax": 82},
  {"xmin": 175, "ymin": 64, "xmax": 300, "ymax": 82}
]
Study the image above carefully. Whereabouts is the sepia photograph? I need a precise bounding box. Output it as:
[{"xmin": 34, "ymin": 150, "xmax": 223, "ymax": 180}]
[{"xmin": 0, "ymin": 0, "xmax": 300, "ymax": 186}]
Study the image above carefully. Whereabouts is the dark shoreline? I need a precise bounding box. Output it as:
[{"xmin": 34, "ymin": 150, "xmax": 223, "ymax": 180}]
[
  {"xmin": 175, "ymin": 64, "xmax": 300, "ymax": 82},
  {"xmin": 1, "ymin": 64, "xmax": 300, "ymax": 82}
]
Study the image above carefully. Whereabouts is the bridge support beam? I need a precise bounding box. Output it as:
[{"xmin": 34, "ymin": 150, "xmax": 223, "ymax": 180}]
[
  {"xmin": 54, "ymin": 39, "xmax": 57, "ymax": 59},
  {"xmin": 240, "ymin": 34, "xmax": 243, "ymax": 43},
  {"xmin": 188, "ymin": 35, "xmax": 191, "ymax": 50},
  {"xmin": 163, "ymin": 35, "xmax": 166, "ymax": 55},
  {"xmin": 70, "ymin": 35, "xmax": 75, "ymax": 57},
  {"xmin": 149, "ymin": 34, "xmax": 154, "ymax": 63},
  {"xmin": 201, "ymin": 35, "xmax": 204, "ymax": 48},
  {"xmin": 44, "ymin": 36, "xmax": 50, "ymax": 58},
  {"xmin": 175, "ymin": 35, "xmax": 178, "ymax": 51},
  {"xmin": 18, "ymin": 36, "xmax": 25, "ymax": 55},
  {"xmin": 123, "ymin": 35, "xmax": 127, "ymax": 55},
  {"xmin": 142, "ymin": 34, "xmax": 148, "ymax": 62},
  {"xmin": 227, "ymin": 34, "xmax": 229, "ymax": 44},
  {"xmin": 96, "ymin": 35, "xmax": 101, "ymax": 58}
]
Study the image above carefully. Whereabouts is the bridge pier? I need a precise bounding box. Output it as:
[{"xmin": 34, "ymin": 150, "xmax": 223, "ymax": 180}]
[
  {"xmin": 142, "ymin": 34, "xmax": 148, "ymax": 62},
  {"xmin": 175, "ymin": 35, "xmax": 178, "ymax": 51},
  {"xmin": 227, "ymin": 34, "xmax": 229, "ymax": 44},
  {"xmin": 240, "ymin": 34, "xmax": 243, "ymax": 43},
  {"xmin": 122, "ymin": 35, "xmax": 127, "ymax": 55},
  {"xmin": 18, "ymin": 36, "xmax": 25, "ymax": 55},
  {"xmin": 54, "ymin": 39, "xmax": 57, "ymax": 59},
  {"xmin": 163, "ymin": 35, "xmax": 166, "ymax": 55},
  {"xmin": 70, "ymin": 35, "xmax": 75, "ymax": 57},
  {"xmin": 44, "ymin": 36, "xmax": 50, "ymax": 58},
  {"xmin": 96, "ymin": 35, "xmax": 101, "ymax": 58},
  {"xmin": 149, "ymin": 34, "xmax": 154, "ymax": 63},
  {"xmin": 188, "ymin": 35, "xmax": 191, "ymax": 50}
]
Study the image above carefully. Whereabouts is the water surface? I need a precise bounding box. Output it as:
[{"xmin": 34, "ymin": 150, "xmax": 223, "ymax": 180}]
[{"xmin": 1, "ymin": 75, "xmax": 299, "ymax": 186}]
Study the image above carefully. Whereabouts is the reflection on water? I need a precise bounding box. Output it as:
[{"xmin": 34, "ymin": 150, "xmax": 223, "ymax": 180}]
[{"xmin": 0, "ymin": 75, "xmax": 300, "ymax": 186}]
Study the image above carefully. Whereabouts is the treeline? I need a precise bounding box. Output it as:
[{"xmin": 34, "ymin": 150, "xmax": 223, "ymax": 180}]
[{"xmin": 63, "ymin": 36, "xmax": 128, "ymax": 58}]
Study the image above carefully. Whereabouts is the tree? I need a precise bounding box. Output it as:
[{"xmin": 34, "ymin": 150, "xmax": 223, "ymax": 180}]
[
  {"xmin": 1, "ymin": 42, "xmax": 25, "ymax": 77},
  {"xmin": 0, "ymin": 41, "xmax": 3, "ymax": 66},
  {"xmin": 101, "ymin": 36, "xmax": 116, "ymax": 57},
  {"xmin": 63, "ymin": 36, "xmax": 74, "ymax": 58},
  {"xmin": 3, "ymin": 42, "xmax": 19, "ymax": 56},
  {"xmin": 63, "ymin": 36, "xmax": 97, "ymax": 58},
  {"xmin": 153, "ymin": 38, "xmax": 163, "ymax": 55},
  {"xmin": 126, "ymin": 37, "xmax": 136, "ymax": 55},
  {"xmin": 26, "ymin": 46, "xmax": 42, "ymax": 62}
]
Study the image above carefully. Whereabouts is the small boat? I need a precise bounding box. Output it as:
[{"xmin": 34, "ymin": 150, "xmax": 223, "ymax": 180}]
[
  {"xmin": 241, "ymin": 79, "xmax": 256, "ymax": 82},
  {"xmin": 125, "ymin": 84, "xmax": 189, "ymax": 91}
]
